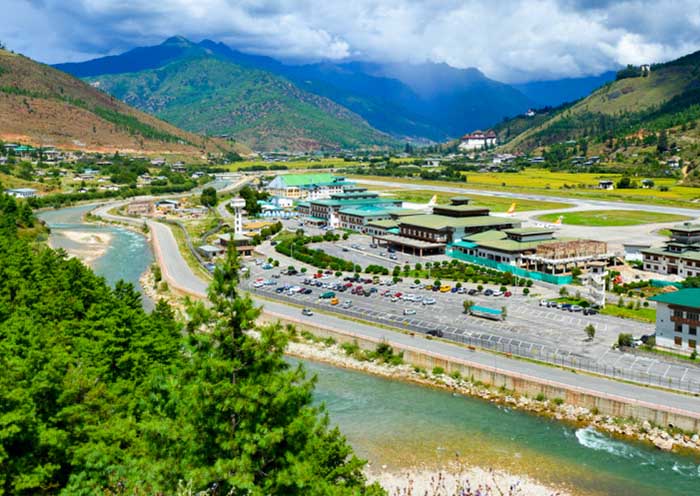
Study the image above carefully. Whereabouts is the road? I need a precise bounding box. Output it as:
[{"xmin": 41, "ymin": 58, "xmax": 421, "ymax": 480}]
[
  {"xmin": 355, "ymin": 178, "xmax": 700, "ymax": 217},
  {"xmin": 128, "ymin": 208, "xmax": 700, "ymax": 418}
]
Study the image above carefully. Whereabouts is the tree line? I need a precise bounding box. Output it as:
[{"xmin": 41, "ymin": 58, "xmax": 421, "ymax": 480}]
[{"xmin": 0, "ymin": 193, "xmax": 383, "ymax": 495}]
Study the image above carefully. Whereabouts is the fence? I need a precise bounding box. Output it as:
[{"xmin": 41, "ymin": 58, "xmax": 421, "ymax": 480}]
[
  {"xmin": 446, "ymin": 248, "xmax": 573, "ymax": 285},
  {"xmin": 246, "ymin": 284, "xmax": 700, "ymax": 395}
]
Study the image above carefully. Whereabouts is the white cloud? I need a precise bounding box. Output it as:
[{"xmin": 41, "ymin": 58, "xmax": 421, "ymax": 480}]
[{"xmin": 2, "ymin": 0, "xmax": 700, "ymax": 82}]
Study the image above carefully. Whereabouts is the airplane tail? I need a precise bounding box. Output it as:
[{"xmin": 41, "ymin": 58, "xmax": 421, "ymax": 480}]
[
  {"xmin": 554, "ymin": 215, "xmax": 563, "ymax": 225},
  {"xmin": 506, "ymin": 202, "xmax": 516, "ymax": 215},
  {"xmin": 428, "ymin": 194, "xmax": 437, "ymax": 206}
]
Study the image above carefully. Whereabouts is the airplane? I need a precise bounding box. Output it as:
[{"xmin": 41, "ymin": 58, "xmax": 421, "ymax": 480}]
[
  {"xmin": 402, "ymin": 194, "xmax": 438, "ymax": 212},
  {"xmin": 506, "ymin": 202, "xmax": 516, "ymax": 215},
  {"xmin": 532, "ymin": 215, "xmax": 563, "ymax": 229}
]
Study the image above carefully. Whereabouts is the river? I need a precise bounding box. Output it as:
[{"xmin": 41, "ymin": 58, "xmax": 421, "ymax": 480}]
[{"xmin": 40, "ymin": 203, "xmax": 700, "ymax": 495}]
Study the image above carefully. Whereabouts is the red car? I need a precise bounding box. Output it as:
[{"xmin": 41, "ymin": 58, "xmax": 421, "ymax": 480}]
[
  {"xmin": 504, "ymin": 291, "xmax": 512, "ymax": 297},
  {"xmin": 394, "ymin": 292, "xmax": 402, "ymax": 298}
]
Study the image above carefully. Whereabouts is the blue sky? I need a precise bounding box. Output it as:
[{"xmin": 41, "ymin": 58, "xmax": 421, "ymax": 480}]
[{"xmin": 3, "ymin": 0, "xmax": 700, "ymax": 82}]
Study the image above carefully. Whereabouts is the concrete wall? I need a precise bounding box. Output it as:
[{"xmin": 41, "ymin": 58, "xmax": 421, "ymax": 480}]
[{"xmin": 261, "ymin": 310, "xmax": 700, "ymax": 434}]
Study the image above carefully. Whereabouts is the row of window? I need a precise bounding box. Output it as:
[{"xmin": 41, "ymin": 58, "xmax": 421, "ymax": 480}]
[
  {"xmin": 673, "ymin": 309, "xmax": 700, "ymax": 321},
  {"xmin": 674, "ymin": 336, "xmax": 697, "ymax": 348},
  {"xmin": 675, "ymin": 323, "xmax": 698, "ymax": 335}
]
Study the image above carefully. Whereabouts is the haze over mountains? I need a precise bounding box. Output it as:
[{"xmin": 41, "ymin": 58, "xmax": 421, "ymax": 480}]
[{"xmin": 55, "ymin": 36, "xmax": 616, "ymax": 151}]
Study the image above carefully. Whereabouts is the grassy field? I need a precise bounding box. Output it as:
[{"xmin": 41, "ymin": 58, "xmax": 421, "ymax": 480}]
[
  {"xmin": 368, "ymin": 186, "xmax": 572, "ymax": 212},
  {"xmin": 537, "ymin": 210, "xmax": 692, "ymax": 226},
  {"xmin": 349, "ymin": 169, "xmax": 700, "ymax": 209}
]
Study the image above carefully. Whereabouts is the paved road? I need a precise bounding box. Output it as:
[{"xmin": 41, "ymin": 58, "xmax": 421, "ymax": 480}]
[
  {"xmin": 355, "ymin": 178, "xmax": 700, "ymax": 216},
  {"xmin": 129, "ymin": 209, "xmax": 700, "ymax": 417}
]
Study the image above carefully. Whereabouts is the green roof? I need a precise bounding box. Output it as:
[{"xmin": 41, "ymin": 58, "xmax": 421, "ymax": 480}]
[
  {"xmin": 368, "ymin": 219, "xmax": 400, "ymax": 228},
  {"xmin": 432, "ymin": 204, "xmax": 488, "ymax": 213},
  {"xmin": 399, "ymin": 214, "xmax": 517, "ymax": 230},
  {"xmin": 504, "ymin": 227, "xmax": 555, "ymax": 235},
  {"xmin": 310, "ymin": 197, "xmax": 400, "ymax": 208},
  {"xmin": 281, "ymin": 173, "xmax": 337, "ymax": 186},
  {"xmin": 670, "ymin": 223, "xmax": 700, "ymax": 233},
  {"xmin": 338, "ymin": 206, "xmax": 394, "ymax": 217},
  {"xmin": 649, "ymin": 289, "xmax": 700, "ymax": 308},
  {"xmin": 642, "ymin": 247, "xmax": 700, "ymax": 261}
]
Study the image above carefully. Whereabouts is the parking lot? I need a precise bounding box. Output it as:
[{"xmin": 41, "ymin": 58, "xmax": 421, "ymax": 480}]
[{"xmin": 244, "ymin": 261, "xmax": 700, "ymax": 392}]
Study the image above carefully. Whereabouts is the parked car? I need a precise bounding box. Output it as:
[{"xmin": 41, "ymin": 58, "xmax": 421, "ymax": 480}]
[
  {"xmin": 389, "ymin": 254, "xmax": 398, "ymax": 260},
  {"xmin": 351, "ymin": 244, "xmax": 360, "ymax": 249},
  {"xmin": 342, "ymin": 300, "xmax": 353, "ymax": 308},
  {"xmin": 320, "ymin": 291, "xmax": 336, "ymax": 299},
  {"xmin": 504, "ymin": 291, "xmax": 512, "ymax": 297},
  {"xmin": 484, "ymin": 289, "xmax": 494, "ymax": 296},
  {"xmin": 492, "ymin": 290, "xmax": 503, "ymax": 297},
  {"xmin": 583, "ymin": 308, "xmax": 598, "ymax": 315},
  {"xmin": 423, "ymin": 297, "xmax": 436, "ymax": 305},
  {"xmin": 302, "ymin": 308, "xmax": 313, "ymax": 317},
  {"xmin": 468, "ymin": 289, "xmax": 478, "ymax": 296},
  {"xmin": 403, "ymin": 308, "xmax": 417, "ymax": 315},
  {"xmin": 570, "ymin": 305, "xmax": 583, "ymax": 312},
  {"xmin": 342, "ymin": 247, "xmax": 349, "ymax": 252},
  {"xmin": 427, "ymin": 329, "xmax": 443, "ymax": 337},
  {"xmin": 440, "ymin": 285, "xmax": 451, "ymax": 293},
  {"xmin": 303, "ymin": 288, "xmax": 312, "ymax": 295},
  {"xmin": 330, "ymin": 297, "xmax": 339, "ymax": 305}
]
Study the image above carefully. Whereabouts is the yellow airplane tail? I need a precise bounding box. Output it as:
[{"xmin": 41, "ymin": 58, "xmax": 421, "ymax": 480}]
[
  {"xmin": 554, "ymin": 215, "xmax": 563, "ymax": 225},
  {"xmin": 506, "ymin": 202, "xmax": 516, "ymax": 214},
  {"xmin": 428, "ymin": 194, "xmax": 437, "ymax": 206}
]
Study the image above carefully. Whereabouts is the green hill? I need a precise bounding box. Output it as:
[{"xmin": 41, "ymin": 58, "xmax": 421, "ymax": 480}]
[
  {"xmin": 87, "ymin": 54, "xmax": 395, "ymax": 151},
  {"xmin": 500, "ymin": 55, "xmax": 700, "ymax": 152},
  {"xmin": 0, "ymin": 48, "xmax": 239, "ymax": 156}
]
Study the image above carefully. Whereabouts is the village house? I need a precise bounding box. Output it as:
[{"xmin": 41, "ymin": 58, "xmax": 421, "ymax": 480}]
[
  {"xmin": 598, "ymin": 180, "xmax": 615, "ymax": 190},
  {"xmin": 641, "ymin": 222, "xmax": 700, "ymax": 277},
  {"xmin": 5, "ymin": 187, "xmax": 38, "ymax": 198}
]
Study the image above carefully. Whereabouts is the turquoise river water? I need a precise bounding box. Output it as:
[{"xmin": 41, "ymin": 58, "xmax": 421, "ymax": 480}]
[{"xmin": 40, "ymin": 204, "xmax": 700, "ymax": 495}]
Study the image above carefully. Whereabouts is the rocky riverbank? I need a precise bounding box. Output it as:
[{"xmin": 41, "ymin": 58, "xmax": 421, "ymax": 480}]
[{"xmin": 283, "ymin": 333, "xmax": 700, "ymax": 456}]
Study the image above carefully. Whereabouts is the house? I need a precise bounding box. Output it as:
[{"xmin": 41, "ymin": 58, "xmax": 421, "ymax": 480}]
[
  {"xmin": 649, "ymin": 289, "xmax": 700, "ymax": 351},
  {"xmin": 171, "ymin": 162, "xmax": 186, "ymax": 173},
  {"xmin": 198, "ymin": 244, "xmax": 225, "ymax": 259},
  {"xmin": 5, "ymin": 187, "xmax": 38, "ymax": 198},
  {"xmin": 150, "ymin": 157, "xmax": 167, "ymax": 167},
  {"xmin": 641, "ymin": 179, "xmax": 655, "ymax": 189},
  {"xmin": 641, "ymin": 223, "xmax": 700, "ymax": 277},
  {"xmin": 127, "ymin": 201, "xmax": 153, "ymax": 216},
  {"xmin": 217, "ymin": 232, "xmax": 254, "ymax": 257},
  {"xmin": 525, "ymin": 109, "xmax": 536, "ymax": 117},
  {"xmin": 458, "ymin": 130, "xmax": 497, "ymax": 151},
  {"xmin": 598, "ymin": 180, "xmax": 615, "ymax": 190},
  {"xmin": 423, "ymin": 158, "xmax": 441, "ymax": 168}
]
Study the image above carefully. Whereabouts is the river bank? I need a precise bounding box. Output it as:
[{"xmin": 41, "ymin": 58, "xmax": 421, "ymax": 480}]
[{"xmin": 283, "ymin": 330, "xmax": 700, "ymax": 455}]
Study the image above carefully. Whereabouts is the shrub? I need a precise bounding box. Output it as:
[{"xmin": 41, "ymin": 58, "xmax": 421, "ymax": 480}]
[
  {"xmin": 535, "ymin": 393, "xmax": 547, "ymax": 402},
  {"xmin": 432, "ymin": 366, "xmax": 445, "ymax": 376},
  {"xmin": 617, "ymin": 333, "xmax": 633, "ymax": 347},
  {"xmin": 552, "ymin": 397, "xmax": 564, "ymax": 406}
]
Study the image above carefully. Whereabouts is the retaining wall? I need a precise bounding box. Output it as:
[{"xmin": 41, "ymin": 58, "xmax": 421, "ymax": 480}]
[{"xmin": 260, "ymin": 310, "xmax": 700, "ymax": 433}]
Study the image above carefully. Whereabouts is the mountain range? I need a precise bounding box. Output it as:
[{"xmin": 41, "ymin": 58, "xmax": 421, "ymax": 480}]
[
  {"xmin": 55, "ymin": 36, "xmax": 617, "ymax": 151},
  {"xmin": 0, "ymin": 47, "xmax": 239, "ymax": 156}
]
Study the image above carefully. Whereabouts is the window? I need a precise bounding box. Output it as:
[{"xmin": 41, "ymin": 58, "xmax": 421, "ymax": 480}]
[
  {"xmin": 673, "ymin": 309, "xmax": 684, "ymax": 319},
  {"xmin": 675, "ymin": 323, "xmax": 684, "ymax": 333},
  {"xmin": 690, "ymin": 327, "xmax": 697, "ymax": 336},
  {"xmin": 675, "ymin": 336, "xmax": 683, "ymax": 346},
  {"xmin": 690, "ymin": 340, "xmax": 697, "ymax": 349},
  {"xmin": 688, "ymin": 312, "xmax": 699, "ymax": 322}
]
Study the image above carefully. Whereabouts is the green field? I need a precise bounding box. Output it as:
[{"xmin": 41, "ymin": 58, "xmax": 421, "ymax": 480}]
[
  {"xmin": 368, "ymin": 187, "xmax": 572, "ymax": 212},
  {"xmin": 226, "ymin": 158, "xmax": 362, "ymax": 171},
  {"xmin": 537, "ymin": 210, "xmax": 691, "ymax": 226}
]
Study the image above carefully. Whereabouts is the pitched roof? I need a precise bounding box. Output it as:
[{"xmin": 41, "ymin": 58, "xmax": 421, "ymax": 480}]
[
  {"xmin": 649, "ymin": 289, "xmax": 700, "ymax": 308},
  {"xmin": 399, "ymin": 214, "xmax": 517, "ymax": 230}
]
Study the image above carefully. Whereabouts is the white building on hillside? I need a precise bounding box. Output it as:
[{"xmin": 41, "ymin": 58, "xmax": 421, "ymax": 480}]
[{"xmin": 458, "ymin": 130, "xmax": 497, "ymax": 151}]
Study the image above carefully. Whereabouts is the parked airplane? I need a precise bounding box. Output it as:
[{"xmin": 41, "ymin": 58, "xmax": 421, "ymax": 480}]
[
  {"xmin": 533, "ymin": 215, "xmax": 563, "ymax": 229},
  {"xmin": 506, "ymin": 202, "xmax": 516, "ymax": 215}
]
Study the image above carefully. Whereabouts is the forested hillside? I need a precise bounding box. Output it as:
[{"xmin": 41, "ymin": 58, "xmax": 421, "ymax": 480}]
[
  {"xmin": 0, "ymin": 194, "xmax": 382, "ymax": 495},
  {"xmin": 0, "ymin": 48, "xmax": 237, "ymax": 156}
]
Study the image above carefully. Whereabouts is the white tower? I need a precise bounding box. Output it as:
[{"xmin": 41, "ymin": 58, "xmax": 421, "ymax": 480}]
[
  {"xmin": 586, "ymin": 261, "xmax": 608, "ymax": 307},
  {"xmin": 230, "ymin": 197, "xmax": 246, "ymax": 235}
]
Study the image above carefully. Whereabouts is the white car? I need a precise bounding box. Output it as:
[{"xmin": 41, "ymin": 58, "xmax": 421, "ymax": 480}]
[
  {"xmin": 253, "ymin": 281, "xmax": 264, "ymax": 288},
  {"xmin": 492, "ymin": 290, "xmax": 504, "ymax": 297},
  {"xmin": 403, "ymin": 308, "xmax": 417, "ymax": 315},
  {"xmin": 423, "ymin": 298, "xmax": 436, "ymax": 305}
]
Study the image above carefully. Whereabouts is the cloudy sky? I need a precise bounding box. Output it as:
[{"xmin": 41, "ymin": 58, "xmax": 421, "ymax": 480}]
[{"xmin": 3, "ymin": 0, "xmax": 700, "ymax": 82}]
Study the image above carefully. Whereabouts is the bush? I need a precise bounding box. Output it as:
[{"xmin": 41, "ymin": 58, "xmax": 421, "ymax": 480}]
[
  {"xmin": 432, "ymin": 366, "xmax": 445, "ymax": 376},
  {"xmin": 523, "ymin": 287, "xmax": 530, "ymax": 295},
  {"xmin": 535, "ymin": 393, "xmax": 547, "ymax": 402},
  {"xmin": 617, "ymin": 333, "xmax": 633, "ymax": 347},
  {"xmin": 552, "ymin": 397, "xmax": 564, "ymax": 406}
]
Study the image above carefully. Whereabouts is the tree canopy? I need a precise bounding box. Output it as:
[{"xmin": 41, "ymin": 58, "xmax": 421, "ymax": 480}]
[{"xmin": 0, "ymin": 194, "xmax": 382, "ymax": 495}]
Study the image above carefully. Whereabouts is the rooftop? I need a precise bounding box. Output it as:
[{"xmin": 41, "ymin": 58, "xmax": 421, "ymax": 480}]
[
  {"xmin": 649, "ymin": 289, "xmax": 700, "ymax": 309},
  {"xmin": 670, "ymin": 223, "xmax": 700, "ymax": 233},
  {"xmin": 399, "ymin": 214, "xmax": 517, "ymax": 231}
]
